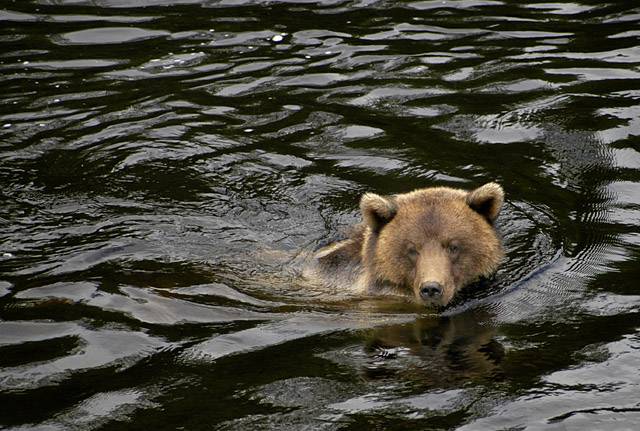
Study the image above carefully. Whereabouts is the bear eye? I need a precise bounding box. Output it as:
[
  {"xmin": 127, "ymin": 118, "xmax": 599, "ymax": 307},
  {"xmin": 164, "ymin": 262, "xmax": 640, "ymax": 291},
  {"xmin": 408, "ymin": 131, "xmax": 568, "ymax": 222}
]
[
  {"xmin": 447, "ymin": 243, "xmax": 460, "ymax": 255},
  {"xmin": 407, "ymin": 244, "xmax": 419, "ymax": 260}
]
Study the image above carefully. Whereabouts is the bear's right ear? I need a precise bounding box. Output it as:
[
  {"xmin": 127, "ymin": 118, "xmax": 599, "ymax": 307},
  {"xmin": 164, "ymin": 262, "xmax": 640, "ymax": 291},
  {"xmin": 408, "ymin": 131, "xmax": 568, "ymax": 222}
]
[{"xmin": 360, "ymin": 193, "xmax": 397, "ymax": 232}]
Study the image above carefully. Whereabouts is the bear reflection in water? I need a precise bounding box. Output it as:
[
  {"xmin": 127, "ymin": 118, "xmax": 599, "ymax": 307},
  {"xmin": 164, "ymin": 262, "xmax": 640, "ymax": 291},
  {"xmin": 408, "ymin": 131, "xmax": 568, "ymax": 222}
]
[
  {"xmin": 305, "ymin": 183, "xmax": 504, "ymax": 309},
  {"xmin": 363, "ymin": 311, "xmax": 504, "ymax": 385}
]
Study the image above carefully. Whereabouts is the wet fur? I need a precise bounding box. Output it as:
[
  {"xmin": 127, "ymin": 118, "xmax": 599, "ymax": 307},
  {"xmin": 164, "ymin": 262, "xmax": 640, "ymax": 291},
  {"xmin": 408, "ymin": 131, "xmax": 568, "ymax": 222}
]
[{"xmin": 305, "ymin": 183, "xmax": 504, "ymax": 307}]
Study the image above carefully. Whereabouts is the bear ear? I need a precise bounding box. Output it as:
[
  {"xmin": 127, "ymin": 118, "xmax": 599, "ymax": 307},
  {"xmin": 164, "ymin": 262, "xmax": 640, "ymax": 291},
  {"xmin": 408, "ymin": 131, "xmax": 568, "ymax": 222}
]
[
  {"xmin": 360, "ymin": 192, "xmax": 397, "ymax": 232},
  {"xmin": 466, "ymin": 182, "xmax": 504, "ymax": 224}
]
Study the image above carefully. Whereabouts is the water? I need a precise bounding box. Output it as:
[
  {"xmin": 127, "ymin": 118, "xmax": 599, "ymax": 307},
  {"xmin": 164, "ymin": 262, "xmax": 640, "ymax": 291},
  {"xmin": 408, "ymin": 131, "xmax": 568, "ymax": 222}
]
[{"xmin": 1, "ymin": 0, "xmax": 639, "ymax": 429}]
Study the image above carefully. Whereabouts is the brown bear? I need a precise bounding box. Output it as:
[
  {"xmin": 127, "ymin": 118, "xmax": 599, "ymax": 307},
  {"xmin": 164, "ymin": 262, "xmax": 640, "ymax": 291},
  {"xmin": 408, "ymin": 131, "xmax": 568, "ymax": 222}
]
[{"xmin": 304, "ymin": 182, "xmax": 504, "ymax": 308}]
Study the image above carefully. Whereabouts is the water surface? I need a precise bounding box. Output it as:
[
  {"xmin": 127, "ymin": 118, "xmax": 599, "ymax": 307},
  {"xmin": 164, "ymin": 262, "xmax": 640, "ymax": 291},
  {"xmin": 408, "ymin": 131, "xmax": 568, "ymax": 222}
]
[{"xmin": 1, "ymin": 1, "xmax": 640, "ymax": 429}]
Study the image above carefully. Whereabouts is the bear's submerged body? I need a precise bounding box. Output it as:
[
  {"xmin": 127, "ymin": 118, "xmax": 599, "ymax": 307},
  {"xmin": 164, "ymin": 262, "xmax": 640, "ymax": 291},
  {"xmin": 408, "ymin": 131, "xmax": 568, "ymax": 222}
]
[{"xmin": 304, "ymin": 183, "xmax": 505, "ymax": 309}]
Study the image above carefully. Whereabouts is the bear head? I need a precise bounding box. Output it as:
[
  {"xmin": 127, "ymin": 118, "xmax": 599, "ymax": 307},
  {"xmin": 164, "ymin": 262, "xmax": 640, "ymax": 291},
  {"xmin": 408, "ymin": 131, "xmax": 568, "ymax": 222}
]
[{"xmin": 360, "ymin": 182, "xmax": 504, "ymax": 308}]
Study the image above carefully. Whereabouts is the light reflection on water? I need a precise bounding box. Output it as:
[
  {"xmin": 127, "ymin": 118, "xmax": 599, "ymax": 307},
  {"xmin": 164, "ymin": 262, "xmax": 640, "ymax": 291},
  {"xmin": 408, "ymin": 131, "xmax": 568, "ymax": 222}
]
[{"xmin": 1, "ymin": 0, "xmax": 640, "ymax": 429}]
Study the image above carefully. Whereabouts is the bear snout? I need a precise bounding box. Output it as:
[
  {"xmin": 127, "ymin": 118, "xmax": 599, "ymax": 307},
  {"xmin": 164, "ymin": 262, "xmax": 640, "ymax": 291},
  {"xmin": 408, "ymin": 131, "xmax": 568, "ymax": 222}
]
[
  {"xmin": 415, "ymin": 276, "xmax": 455, "ymax": 307},
  {"xmin": 419, "ymin": 282, "xmax": 443, "ymax": 300}
]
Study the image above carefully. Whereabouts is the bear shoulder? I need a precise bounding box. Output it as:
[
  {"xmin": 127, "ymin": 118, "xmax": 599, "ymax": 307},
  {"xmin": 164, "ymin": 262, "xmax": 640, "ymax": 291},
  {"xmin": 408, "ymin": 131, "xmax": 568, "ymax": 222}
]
[
  {"xmin": 304, "ymin": 224, "xmax": 367, "ymax": 290},
  {"xmin": 314, "ymin": 223, "xmax": 365, "ymax": 269}
]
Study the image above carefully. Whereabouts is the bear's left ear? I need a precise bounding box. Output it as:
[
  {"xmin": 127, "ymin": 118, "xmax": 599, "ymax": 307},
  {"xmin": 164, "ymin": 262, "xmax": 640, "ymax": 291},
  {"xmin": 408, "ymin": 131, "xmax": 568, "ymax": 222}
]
[
  {"xmin": 360, "ymin": 192, "xmax": 397, "ymax": 232},
  {"xmin": 466, "ymin": 182, "xmax": 504, "ymax": 224}
]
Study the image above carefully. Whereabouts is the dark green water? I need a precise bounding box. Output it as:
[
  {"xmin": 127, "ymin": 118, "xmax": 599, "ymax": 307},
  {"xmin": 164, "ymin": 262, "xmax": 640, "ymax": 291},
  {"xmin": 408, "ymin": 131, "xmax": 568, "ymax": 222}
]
[{"xmin": 1, "ymin": 1, "xmax": 639, "ymax": 429}]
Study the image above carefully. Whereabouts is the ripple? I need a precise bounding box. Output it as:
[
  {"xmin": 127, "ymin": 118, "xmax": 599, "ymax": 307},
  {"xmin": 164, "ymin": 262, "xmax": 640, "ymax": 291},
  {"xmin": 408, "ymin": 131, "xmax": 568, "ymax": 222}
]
[
  {"xmin": 609, "ymin": 30, "xmax": 640, "ymax": 39},
  {"xmin": 38, "ymin": 0, "xmax": 208, "ymax": 6},
  {"xmin": 436, "ymin": 114, "xmax": 543, "ymax": 144},
  {"xmin": 545, "ymin": 67, "xmax": 640, "ymax": 81},
  {"xmin": 492, "ymin": 30, "xmax": 574, "ymax": 39},
  {"xmin": 21, "ymin": 59, "xmax": 125, "ymax": 70},
  {"xmin": 330, "ymin": 154, "xmax": 407, "ymax": 173},
  {"xmin": 597, "ymin": 105, "xmax": 640, "ymax": 145},
  {"xmin": 10, "ymin": 240, "xmax": 157, "ymax": 277},
  {"xmin": 0, "ymin": 321, "xmax": 168, "ymax": 391},
  {"xmin": 604, "ymin": 181, "xmax": 640, "ymax": 226},
  {"xmin": 458, "ymin": 332, "xmax": 640, "ymax": 430},
  {"xmin": 53, "ymin": 27, "xmax": 170, "ymax": 45},
  {"xmin": 524, "ymin": 2, "xmax": 597, "ymax": 15},
  {"xmin": 348, "ymin": 87, "xmax": 450, "ymax": 108},
  {"xmin": 42, "ymin": 389, "xmax": 157, "ymax": 430},
  {"xmin": 13, "ymin": 282, "xmax": 275, "ymax": 324},
  {"xmin": 15, "ymin": 281, "xmax": 98, "ymax": 302},
  {"xmin": 478, "ymin": 78, "xmax": 556, "ymax": 94},
  {"xmin": 252, "ymin": 377, "xmax": 358, "ymax": 412},
  {"xmin": 103, "ymin": 52, "xmax": 211, "ymax": 80},
  {"xmin": 352, "ymin": 124, "xmax": 386, "ymax": 138},
  {"xmin": 214, "ymin": 76, "xmax": 278, "ymax": 97},
  {"xmin": 279, "ymin": 73, "xmax": 349, "ymax": 87},
  {"xmin": 208, "ymin": 30, "xmax": 278, "ymax": 47},
  {"xmin": 172, "ymin": 282, "xmax": 280, "ymax": 307},
  {"xmin": 406, "ymin": 104, "xmax": 458, "ymax": 117},
  {"xmin": 512, "ymin": 46, "xmax": 640, "ymax": 63},
  {"xmin": 329, "ymin": 388, "xmax": 471, "ymax": 419},
  {"xmin": 0, "ymin": 280, "xmax": 12, "ymax": 297},
  {"xmin": 183, "ymin": 313, "xmax": 411, "ymax": 362},
  {"xmin": 580, "ymin": 293, "xmax": 640, "ymax": 317},
  {"xmin": 363, "ymin": 23, "xmax": 486, "ymax": 41},
  {"xmin": 0, "ymin": 9, "xmax": 156, "ymax": 23},
  {"xmin": 90, "ymin": 286, "xmax": 276, "ymax": 324},
  {"xmin": 408, "ymin": 0, "xmax": 504, "ymax": 10}
]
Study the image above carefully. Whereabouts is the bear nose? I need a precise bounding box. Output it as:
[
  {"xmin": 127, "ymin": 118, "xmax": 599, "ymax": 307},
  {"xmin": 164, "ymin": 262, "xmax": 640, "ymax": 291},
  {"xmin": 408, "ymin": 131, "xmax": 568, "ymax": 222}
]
[{"xmin": 420, "ymin": 282, "xmax": 443, "ymax": 299}]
